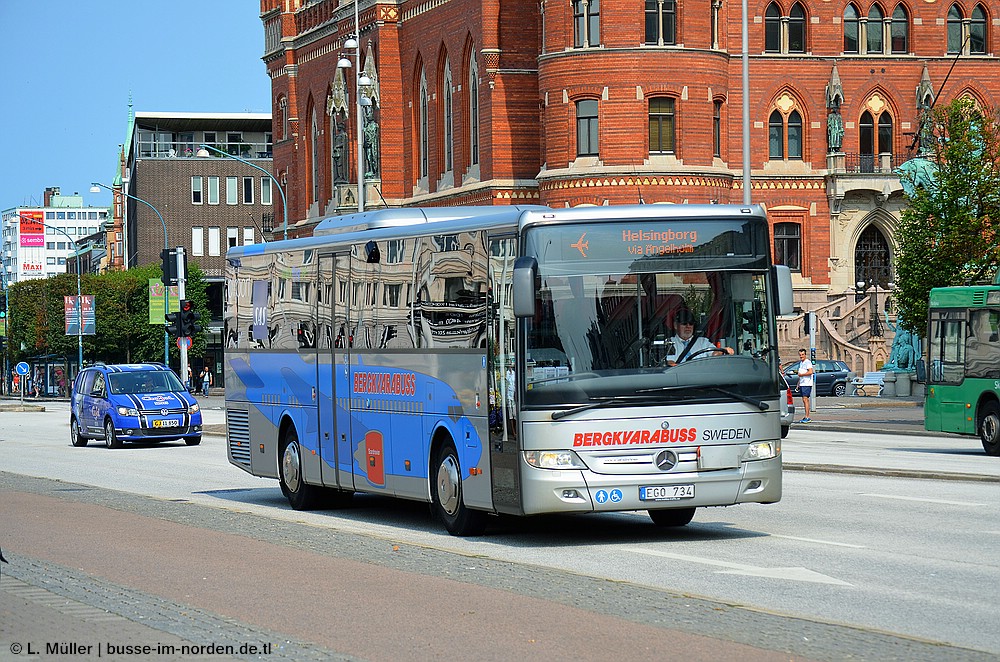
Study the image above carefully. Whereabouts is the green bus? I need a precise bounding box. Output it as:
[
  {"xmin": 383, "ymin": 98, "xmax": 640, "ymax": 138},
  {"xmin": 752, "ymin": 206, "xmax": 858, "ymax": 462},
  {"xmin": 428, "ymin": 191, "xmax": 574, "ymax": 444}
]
[{"xmin": 925, "ymin": 285, "xmax": 1000, "ymax": 455}]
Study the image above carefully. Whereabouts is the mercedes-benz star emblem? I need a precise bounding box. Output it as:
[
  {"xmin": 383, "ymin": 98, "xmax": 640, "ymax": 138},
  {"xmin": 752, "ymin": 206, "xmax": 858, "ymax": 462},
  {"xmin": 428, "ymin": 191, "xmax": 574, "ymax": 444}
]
[{"xmin": 655, "ymin": 450, "xmax": 677, "ymax": 471}]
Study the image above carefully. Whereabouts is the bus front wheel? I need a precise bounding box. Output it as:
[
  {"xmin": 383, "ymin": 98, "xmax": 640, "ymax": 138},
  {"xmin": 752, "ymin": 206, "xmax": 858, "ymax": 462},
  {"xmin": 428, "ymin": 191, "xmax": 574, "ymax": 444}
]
[
  {"xmin": 431, "ymin": 442, "xmax": 487, "ymax": 536},
  {"xmin": 280, "ymin": 429, "xmax": 322, "ymax": 510},
  {"xmin": 648, "ymin": 507, "xmax": 696, "ymax": 527},
  {"xmin": 979, "ymin": 402, "xmax": 1000, "ymax": 456}
]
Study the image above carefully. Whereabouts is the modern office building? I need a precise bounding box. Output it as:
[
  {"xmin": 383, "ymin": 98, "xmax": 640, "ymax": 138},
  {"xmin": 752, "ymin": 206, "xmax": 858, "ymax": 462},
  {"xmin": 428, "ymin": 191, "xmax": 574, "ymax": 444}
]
[
  {"xmin": 108, "ymin": 109, "xmax": 274, "ymax": 382},
  {"xmin": 2, "ymin": 188, "xmax": 109, "ymax": 283},
  {"xmin": 258, "ymin": 0, "xmax": 999, "ymax": 372}
]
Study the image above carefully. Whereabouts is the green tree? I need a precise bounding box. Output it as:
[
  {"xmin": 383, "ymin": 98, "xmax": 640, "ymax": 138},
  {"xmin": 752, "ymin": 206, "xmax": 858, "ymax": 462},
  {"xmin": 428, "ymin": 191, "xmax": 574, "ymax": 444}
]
[
  {"xmin": 895, "ymin": 97, "xmax": 1000, "ymax": 334},
  {"xmin": 5, "ymin": 262, "xmax": 208, "ymax": 368}
]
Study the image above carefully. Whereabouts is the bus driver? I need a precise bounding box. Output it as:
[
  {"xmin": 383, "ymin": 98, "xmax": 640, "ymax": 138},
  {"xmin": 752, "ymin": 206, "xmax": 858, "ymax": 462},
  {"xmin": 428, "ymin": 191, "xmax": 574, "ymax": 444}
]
[{"xmin": 666, "ymin": 309, "xmax": 735, "ymax": 366}]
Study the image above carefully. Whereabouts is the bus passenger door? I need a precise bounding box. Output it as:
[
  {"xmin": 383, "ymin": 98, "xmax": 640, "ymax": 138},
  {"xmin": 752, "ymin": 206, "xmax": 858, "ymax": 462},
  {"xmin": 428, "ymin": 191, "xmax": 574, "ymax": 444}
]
[
  {"xmin": 488, "ymin": 235, "xmax": 524, "ymax": 515},
  {"xmin": 318, "ymin": 253, "xmax": 353, "ymax": 490}
]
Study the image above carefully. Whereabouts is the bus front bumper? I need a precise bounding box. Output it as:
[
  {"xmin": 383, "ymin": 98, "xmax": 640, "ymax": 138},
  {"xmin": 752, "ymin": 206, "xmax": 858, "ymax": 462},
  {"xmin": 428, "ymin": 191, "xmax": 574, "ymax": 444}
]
[{"xmin": 518, "ymin": 456, "xmax": 782, "ymax": 515}]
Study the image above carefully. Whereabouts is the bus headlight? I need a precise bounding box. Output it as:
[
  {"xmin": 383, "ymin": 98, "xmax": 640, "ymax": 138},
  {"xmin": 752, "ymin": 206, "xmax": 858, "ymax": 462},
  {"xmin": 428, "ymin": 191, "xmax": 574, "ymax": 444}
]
[
  {"xmin": 116, "ymin": 406, "xmax": 139, "ymax": 417},
  {"xmin": 523, "ymin": 450, "xmax": 587, "ymax": 470},
  {"xmin": 741, "ymin": 440, "xmax": 780, "ymax": 461}
]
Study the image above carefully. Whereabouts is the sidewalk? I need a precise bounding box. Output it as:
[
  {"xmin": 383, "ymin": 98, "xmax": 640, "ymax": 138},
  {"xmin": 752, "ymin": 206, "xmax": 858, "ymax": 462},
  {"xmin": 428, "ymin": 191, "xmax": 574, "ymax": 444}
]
[{"xmin": 798, "ymin": 392, "xmax": 927, "ymax": 435}]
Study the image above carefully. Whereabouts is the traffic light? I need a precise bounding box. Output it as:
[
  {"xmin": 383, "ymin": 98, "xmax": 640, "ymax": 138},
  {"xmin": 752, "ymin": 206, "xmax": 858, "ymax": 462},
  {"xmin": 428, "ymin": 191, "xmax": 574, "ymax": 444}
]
[
  {"xmin": 165, "ymin": 309, "xmax": 182, "ymax": 338},
  {"xmin": 0, "ymin": 336, "xmax": 6, "ymax": 354},
  {"xmin": 179, "ymin": 299, "xmax": 202, "ymax": 337},
  {"xmin": 160, "ymin": 248, "xmax": 177, "ymax": 286}
]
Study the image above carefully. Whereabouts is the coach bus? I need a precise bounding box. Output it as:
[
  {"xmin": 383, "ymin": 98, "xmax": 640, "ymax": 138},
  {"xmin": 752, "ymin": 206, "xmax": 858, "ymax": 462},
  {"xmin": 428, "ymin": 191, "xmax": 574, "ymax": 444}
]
[
  {"xmin": 223, "ymin": 204, "xmax": 794, "ymax": 535},
  {"xmin": 925, "ymin": 284, "xmax": 1000, "ymax": 455}
]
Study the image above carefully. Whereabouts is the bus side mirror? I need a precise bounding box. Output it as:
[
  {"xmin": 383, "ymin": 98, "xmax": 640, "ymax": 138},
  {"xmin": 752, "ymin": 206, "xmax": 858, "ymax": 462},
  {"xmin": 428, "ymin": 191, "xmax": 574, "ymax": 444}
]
[
  {"xmin": 772, "ymin": 265, "xmax": 794, "ymax": 315},
  {"xmin": 512, "ymin": 256, "xmax": 538, "ymax": 318}
]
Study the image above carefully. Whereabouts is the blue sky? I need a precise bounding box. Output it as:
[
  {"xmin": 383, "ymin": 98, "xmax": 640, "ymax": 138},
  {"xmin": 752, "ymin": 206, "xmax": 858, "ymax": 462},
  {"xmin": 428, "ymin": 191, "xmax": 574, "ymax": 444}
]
[{"xmin": 0, "ymin": 1, "xmax": 271, "ymax": 209}]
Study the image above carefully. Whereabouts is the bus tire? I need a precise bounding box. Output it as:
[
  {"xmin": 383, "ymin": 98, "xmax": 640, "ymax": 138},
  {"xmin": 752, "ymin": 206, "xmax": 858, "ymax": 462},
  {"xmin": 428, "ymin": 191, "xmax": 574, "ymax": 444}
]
[
  {"xmin": 648, "ymin": 507, "xmax": 696, "ymax": 527},
  {"xmin": 279, "ymin": 429, "xmax": 322, "ymax": 510},
  {"xmin": 431, "ymin": 442, "xmax": 487, "ymax": 536},
  {"xmin": 979, "ymin": 401, "xmax": 1000, "ymax": 456}
]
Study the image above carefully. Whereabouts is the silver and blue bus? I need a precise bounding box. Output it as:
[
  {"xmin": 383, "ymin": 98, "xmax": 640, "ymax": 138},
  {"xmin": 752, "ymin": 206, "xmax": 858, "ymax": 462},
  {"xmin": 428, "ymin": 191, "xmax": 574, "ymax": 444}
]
[{"xmin": 224, "ymin": 204, "xmax": 793, "ymax": 535}]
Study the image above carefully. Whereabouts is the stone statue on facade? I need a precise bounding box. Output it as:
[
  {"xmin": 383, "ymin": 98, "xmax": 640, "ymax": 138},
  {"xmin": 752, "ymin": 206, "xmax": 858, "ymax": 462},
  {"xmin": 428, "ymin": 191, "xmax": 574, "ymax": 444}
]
[
  {"xmin": 363, "ymin": 103, "xmax": 380, "ymax": 179},
  {"xmin": 827, "ymin": 107, "xmax": 844, "ymax": 152}
]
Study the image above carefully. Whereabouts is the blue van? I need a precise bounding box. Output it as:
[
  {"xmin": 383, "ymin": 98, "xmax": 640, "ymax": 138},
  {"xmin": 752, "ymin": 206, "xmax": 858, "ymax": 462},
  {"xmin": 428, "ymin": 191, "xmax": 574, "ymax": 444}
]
[{"xmin": 70, "ymin": 363, "xmax": 203, "ymax": 448}]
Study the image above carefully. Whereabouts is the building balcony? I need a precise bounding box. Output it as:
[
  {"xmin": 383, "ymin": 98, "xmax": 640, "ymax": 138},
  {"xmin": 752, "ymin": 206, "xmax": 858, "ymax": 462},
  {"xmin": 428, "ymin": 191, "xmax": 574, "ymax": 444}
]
[{"xmin": 136, "ymin": 140, "xmax": 273, "ymax": 160}]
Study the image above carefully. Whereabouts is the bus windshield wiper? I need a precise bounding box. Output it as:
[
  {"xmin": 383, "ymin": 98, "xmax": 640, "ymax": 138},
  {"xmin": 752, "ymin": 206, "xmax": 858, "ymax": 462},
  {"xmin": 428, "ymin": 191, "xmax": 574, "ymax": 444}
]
[
  {"xmin": 635, "ymin": 384, "xmax": 769, "ymax": 411},
  {"xmin": 550, "ymin": 394, "xmax": 655, "ymax": 420}
]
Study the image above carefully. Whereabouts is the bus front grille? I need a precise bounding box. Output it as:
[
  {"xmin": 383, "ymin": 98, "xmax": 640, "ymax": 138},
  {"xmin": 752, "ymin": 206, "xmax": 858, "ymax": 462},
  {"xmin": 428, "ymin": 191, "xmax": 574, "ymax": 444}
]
[{"xmin": 227, "ymin": 409, "xmax": 252, "ymax": 469}]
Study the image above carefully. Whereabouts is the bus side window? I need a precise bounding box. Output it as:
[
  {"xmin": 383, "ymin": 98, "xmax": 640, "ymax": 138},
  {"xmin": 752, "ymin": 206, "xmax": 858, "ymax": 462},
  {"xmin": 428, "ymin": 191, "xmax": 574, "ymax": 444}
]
[{"xmin": 966, "ymin": 309, "xmax": 1000, "ymax": 379}]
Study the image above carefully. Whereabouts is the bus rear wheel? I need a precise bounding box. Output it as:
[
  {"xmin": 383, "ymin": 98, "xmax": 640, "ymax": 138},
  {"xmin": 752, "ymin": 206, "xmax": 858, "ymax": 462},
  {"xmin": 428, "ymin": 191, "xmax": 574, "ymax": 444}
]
[
  {"xmin": 280, "ymin": 429, "xmax": 322, "ymax": 510},
  {"xmin": 979, "ymin": 401, "xmax": 1000, "ymax": 456},
  {"xmin": 431, "ymin": 442, "xmax": 487, "ymax": 536},
  {"xmin": 648, "ymin": 507, "xmax": 696, "ymax": 527}
]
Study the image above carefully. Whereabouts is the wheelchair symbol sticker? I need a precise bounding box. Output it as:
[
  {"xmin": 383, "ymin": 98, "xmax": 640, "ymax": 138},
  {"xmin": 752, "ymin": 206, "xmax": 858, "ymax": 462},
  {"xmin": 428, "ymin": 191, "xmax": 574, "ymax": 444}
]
[{"xmin": 609, "ymin": 489, "xmax": 623, "ymax": 503}]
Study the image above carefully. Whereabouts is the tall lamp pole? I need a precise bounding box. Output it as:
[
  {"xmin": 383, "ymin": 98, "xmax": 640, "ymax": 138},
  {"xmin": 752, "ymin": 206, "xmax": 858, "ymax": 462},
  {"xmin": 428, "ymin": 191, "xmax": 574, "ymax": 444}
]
[
  {"xmin": 339, "ymin": 2, "xmax": 372, "ymax": 214},
  {"xmin": 91, "ymin": 182, "xmax": 171, "ymax": 363},
  {"xmin": 196, "ymin": 144, "xmax": 288, "ymax": 240},
  {"xmin": 12, "ymin": 213, "xmax": 84, "ymax": 370},
  {"xmin": 855, "ymin": 277, "xmax": 883, "ymax": 338},
  {"xmin": 1, "ymin": 263, "xmax": 9, "ymax": 394}
]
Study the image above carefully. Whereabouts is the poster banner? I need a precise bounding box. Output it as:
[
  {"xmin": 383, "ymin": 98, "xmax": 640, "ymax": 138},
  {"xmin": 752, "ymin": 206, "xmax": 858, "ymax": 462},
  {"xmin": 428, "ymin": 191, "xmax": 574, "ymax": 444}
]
[
  {"xmin": 19, "ymin": 211, "xmax": 44, "ymax": 247},
  {"xmin": 64, "ymin": 295, "xmax": 96, "ymax": 336},
  {"xmin": 148, "ymin": 278, "xmax": 180, "ymax": 324}
]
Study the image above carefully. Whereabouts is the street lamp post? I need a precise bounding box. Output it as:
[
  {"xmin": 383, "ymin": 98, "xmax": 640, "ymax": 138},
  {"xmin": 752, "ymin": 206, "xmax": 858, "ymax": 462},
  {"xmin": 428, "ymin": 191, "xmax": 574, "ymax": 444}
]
[
  {"xmin": 1, "ymin": 265, "xmax": 9, "ymax": 394},
  {"xmin": 12, "ymin": 213, "xmax": 84, "ymax": 370},
  {"xmin": 91, "ymin": 182, "xmax": 172, "ymax": 364},
  {"xmin": 855, "ymin": 277, "xmax": 883, "ymax": 338},
  {"xmin": 338, "ymin": 3, "xmax": 372, "ymax": 214},
  {"xmin": 196, "ymin": 144, "xmax": 288, "ymax": 240}
]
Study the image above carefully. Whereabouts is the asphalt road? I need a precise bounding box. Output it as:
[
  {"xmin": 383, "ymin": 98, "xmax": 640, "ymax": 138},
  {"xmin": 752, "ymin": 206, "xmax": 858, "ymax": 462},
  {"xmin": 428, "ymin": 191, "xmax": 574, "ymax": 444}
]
[{"xmin": 2, "ymin": 399, "xmax": 998, "ymax": 661}]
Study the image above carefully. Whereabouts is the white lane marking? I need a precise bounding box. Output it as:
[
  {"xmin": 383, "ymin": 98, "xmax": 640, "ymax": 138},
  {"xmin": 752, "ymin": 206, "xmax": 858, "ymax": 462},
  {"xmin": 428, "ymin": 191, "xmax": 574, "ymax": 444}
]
[
  {"xmin": 770, "ymin": 534, "xmax": 866, "ymax": 549},
  {"xmin": 628, "ymin": 548, "xmax": 853, "ymax": 586},
  {"xmin": 862, "ymin": 493, "xmax": 987, "ymax": 507}
]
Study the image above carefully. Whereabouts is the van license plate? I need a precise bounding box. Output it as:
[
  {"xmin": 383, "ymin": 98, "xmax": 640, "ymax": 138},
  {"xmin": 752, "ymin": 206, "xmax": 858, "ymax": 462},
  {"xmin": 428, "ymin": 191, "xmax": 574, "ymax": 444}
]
[{"xmin": 640, "ymin": 485, "xmax": 695, "ymax": 501}]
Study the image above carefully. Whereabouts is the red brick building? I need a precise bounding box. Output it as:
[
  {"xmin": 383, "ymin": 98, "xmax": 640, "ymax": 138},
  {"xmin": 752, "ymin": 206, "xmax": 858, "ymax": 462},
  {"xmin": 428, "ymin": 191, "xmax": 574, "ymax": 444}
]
[{"xmin": 261, "ymin": 0, "xmax": 997, "ymax": 371}]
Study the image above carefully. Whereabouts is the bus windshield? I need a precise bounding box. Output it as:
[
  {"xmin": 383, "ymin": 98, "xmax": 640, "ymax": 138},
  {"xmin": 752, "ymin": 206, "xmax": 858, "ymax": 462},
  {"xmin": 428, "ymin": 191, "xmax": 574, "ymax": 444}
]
[{"xmin": 522, "ymin": 222, "xmax": 778, "ymax": 407}]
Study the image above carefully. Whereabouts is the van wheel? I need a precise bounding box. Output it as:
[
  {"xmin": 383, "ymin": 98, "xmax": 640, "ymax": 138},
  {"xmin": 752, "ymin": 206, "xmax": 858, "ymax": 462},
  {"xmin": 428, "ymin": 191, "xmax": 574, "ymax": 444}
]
[
  {"xmin": 431, "ymin": 442, "xmax": 487, "ymax": 536},
  {"xmin": 979, "ymin": 401, "xmax": 1000, "ymax": 456},
  {"xmin": 104, "ymin": 419, "xmax": 123, "ymax": 449},
  {"xmin": 279, "ymin": 429, "xmax": 322, "ymax": 510},
  {"xmin": 648, "ymin": 507, "xmax": 696, "ymax": 527},
  {"xmin": 71, "ymin": 418, "xmax": 88, "ymax": 447}
]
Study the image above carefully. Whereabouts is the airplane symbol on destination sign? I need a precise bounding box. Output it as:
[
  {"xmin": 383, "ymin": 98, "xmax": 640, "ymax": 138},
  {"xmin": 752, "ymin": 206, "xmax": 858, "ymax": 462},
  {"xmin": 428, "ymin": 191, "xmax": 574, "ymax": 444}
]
[{"xmin": 571, "ymin": 233, "xmax": 589, "ymax": 257}]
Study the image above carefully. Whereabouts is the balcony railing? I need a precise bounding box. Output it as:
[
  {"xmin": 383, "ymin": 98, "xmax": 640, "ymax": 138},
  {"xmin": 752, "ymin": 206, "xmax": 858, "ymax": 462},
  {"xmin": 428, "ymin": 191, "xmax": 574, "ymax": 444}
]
[
  {"xmin": 843, "ymin": 152, "xmax": 905, "ymax": 174},
  {"xmin": 137, "ymin": 140, "xmax": 273, "ymax": 160}
]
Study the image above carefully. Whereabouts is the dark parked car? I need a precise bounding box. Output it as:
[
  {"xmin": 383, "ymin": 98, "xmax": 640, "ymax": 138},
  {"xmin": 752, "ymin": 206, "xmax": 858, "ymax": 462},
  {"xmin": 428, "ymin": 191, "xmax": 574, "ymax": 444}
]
[
  {"xmin": 779, "ymin": 374, "xmax": 794, "ymax": 438},
  {"xmin": 783, "ymin": 359, "xmax": 856, "ymax": 397}
]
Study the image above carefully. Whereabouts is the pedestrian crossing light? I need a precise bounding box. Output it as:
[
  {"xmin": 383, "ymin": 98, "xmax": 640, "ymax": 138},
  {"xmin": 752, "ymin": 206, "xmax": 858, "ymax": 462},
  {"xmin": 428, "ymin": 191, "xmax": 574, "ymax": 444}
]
[{"xmin": 180, "ymin": 299, "xmax": 202, "ymax": 337}]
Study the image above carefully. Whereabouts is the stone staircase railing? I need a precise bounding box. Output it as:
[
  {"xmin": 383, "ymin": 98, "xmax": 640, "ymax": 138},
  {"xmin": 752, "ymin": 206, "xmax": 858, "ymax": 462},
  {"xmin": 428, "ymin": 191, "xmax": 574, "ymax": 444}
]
[{"xmin": 777, "ymin": 293, "xmax": 893, "ymax": 373}]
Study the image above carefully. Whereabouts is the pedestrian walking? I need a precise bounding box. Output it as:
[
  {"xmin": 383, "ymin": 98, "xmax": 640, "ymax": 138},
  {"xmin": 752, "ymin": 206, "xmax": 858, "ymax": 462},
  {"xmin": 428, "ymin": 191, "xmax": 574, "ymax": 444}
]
[
  {"xmin": 797, "ymin": 348, "xmax": 814, "ymax": 422},
  {"xmin": 200, "ymin": 366, "xmax": 213, "ymax": 397},
  {"xmin": 187, "ymin": 366, "xmax": 194, "ymax": 393}
]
